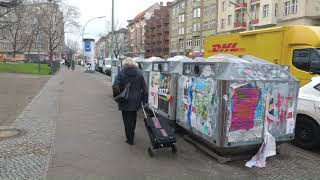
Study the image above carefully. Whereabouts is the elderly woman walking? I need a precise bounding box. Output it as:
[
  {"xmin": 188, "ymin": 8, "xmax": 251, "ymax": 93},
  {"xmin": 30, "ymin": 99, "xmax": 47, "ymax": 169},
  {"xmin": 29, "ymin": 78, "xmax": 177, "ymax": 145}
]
[{"xmin": 112, "ymin": 58, "xmax": 148, "ymax": 145}]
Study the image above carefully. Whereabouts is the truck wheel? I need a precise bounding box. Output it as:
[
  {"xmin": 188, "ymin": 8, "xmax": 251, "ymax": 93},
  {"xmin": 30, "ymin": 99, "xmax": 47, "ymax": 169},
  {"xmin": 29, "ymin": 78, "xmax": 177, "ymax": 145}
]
[{"xmin": 294, "ymin": 115, "xmax": 320, "ymax": 149}]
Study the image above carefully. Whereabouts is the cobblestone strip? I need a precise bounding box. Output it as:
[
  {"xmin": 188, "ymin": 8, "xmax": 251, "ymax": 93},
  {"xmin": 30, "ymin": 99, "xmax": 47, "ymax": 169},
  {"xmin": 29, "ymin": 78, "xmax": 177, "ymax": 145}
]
[{"xmin": 0, "ymin": 73, "xmax": 63, "ymax": 180}]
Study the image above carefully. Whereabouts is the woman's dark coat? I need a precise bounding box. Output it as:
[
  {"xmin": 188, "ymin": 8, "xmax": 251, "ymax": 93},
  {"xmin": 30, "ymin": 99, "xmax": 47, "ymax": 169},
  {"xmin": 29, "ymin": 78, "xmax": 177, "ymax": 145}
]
[{"xmin": 112, "ymin": 65, "xmax": 148, "ymax": 111}]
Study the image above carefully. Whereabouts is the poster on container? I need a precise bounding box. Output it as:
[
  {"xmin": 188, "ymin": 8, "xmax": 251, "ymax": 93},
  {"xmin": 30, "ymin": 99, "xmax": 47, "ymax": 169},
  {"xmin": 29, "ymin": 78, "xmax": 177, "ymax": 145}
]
[
  {"xmin": 226, "ymin": 81, "xmax": 297, "ymax": 145},
  {"xmin": 149, "ymin": 72, "xmax": 172, "ymax": 113},
  {"xmin": 178, "ymin": 76, "xmax": 217, "ymax": 137},
  {"xmin": 83, "ymin": 38, "xmax": 95, "ymax": 71}
]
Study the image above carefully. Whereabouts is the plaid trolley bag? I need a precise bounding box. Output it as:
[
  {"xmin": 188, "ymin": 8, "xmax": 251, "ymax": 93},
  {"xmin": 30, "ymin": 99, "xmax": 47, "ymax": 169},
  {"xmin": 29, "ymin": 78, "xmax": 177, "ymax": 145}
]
[{"xmin": 142, "ymin": 105, "xmax": 177, "ymax": 157}]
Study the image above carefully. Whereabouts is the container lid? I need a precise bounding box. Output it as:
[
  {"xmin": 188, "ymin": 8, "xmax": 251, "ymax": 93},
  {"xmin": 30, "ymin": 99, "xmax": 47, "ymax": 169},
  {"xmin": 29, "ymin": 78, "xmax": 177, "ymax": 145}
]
[
  {"xmin": 167, "ymin": 56, "xmax": 194, "ymax": 62},
  {"xmin": 132, "ymin": 57, "xmax": 144, "ymax": 63},
  {"xmin": 145, "ymin": 56, "xmax": 164, "ymax": 62},
  {"xmin": 199, "ymin": 54, "xmax": 298, "ymax": 81}
]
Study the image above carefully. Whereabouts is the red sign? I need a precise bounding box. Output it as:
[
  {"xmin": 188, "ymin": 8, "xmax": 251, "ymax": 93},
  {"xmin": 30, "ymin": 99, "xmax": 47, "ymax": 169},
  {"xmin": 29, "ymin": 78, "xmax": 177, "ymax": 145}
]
[{"xmin": 211, "ymin": 43, "xmax": 246, "ymax": 53}]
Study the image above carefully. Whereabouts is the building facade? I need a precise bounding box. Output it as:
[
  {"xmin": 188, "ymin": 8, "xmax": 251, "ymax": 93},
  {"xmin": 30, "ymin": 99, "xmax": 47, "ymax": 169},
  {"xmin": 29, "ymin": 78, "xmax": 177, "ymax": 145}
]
[
  {"xmin": 144, "ymin": 2, "xmax": 171, "ymax": 58},
  {"xmin": 127, "ymin": 3, "xmax": 160, "ymax": 58},
  {"xmin": 95, "ymin": 28, "xmax": 129, "ymax": 59},
  {"xmin": 169, "ymin": 0, "xmax": 217, "ymax": 57},
  {"xmin": 0, "ymin": 1, "xmax": 65, "ymax": 61},
  {"xmin": 217, "ymin": 0, "xmax": 320, "ymax": 33}
]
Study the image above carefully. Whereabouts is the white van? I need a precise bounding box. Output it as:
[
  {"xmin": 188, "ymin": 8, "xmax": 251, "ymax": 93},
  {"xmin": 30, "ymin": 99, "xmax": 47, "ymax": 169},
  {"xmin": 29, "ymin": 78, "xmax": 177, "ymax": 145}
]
[{"xmin": 294, "ymin": 76, "xmax": 320, "ymax": 149}]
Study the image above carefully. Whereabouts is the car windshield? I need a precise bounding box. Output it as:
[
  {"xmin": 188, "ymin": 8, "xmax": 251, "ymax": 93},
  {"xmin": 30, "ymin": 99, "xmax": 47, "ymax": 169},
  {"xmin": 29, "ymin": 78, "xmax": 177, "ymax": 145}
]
[{"xmin": 315, "ymin": 83, "xmax": 320, "ymax": 91}]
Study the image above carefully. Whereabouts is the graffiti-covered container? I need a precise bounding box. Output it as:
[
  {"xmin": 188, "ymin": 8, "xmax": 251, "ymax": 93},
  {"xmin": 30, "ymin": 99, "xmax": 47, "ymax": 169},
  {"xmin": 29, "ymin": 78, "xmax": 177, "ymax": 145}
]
[
  {"xmin": 148, "ymin": 56, "xmax": 193, "ymax": 121},
  {"xmin": 176, "ymin": 54, "xmax": 299, "ymax": 151},
  {"xmin": 143, "ymin": 57, "xmax": 163, "ymax": 94}
]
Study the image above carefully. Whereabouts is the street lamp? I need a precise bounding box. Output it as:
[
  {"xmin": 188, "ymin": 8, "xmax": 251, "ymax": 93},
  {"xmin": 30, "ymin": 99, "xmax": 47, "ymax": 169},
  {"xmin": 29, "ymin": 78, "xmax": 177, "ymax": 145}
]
[
  {"xmin": 229, "ymin": 1, "xmax": 254, "ymax": 31},
  {"xmin": 110, "ymin": 0, "xmax": 114, "ymax": 61},
  {"xmin": 81, "ymin": 16, "xmax": 106, "ymax": 41},
  {"xmin": 81, "ymin": 16, "xmax": 106, "ymax": 63}
]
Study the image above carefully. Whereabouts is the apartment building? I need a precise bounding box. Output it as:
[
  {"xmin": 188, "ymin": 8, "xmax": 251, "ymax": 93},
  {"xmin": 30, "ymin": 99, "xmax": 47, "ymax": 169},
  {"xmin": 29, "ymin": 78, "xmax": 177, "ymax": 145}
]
[
  {"xmin": 169, "ymin": 0, "xmax": 217, "ymax": 57},
  {"xmin": 144, "ymin": 2, "xmax": 171, "ymax": 58},
  {"xmin": 277, "ymin": 0, "xmax": 320, "ymax": 25},
  {"xmin": 127, "ymin": 3, "xmax": 160, "ymax": 58},
  {"xmin": 217, "ymin": 0, "xmax": 320, "ymax": 33},
  {"xmin": 95, "ymin": 28, "xmax": 129, "ymax": 59},
  {"xmin": 0, "ymin": 1, "xmax": 65, "ymax": 61}
]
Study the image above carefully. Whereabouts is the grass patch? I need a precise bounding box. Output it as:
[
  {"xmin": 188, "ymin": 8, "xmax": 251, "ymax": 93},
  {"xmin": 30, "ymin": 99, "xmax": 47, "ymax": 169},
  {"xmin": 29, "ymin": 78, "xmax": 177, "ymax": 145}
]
[{"xmin": 0, "ymin": 63, "xmax": 51, "ymax": 75}]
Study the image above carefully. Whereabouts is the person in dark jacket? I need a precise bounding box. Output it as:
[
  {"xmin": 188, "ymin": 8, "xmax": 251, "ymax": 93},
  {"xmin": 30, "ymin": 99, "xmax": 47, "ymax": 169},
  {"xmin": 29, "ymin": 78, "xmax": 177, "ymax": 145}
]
[{"xmin": 112, "ymin": 58, "xmax": 148, "ymax": 145}]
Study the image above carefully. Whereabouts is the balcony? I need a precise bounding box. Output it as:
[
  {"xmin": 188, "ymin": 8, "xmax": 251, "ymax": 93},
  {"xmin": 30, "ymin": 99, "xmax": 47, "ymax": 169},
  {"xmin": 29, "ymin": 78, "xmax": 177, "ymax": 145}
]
[
  {"xmin": 161, "ymin": 26, "xmax": 169, "ymax": 32},
  {"xmin": 250, "ymin": 0, "xmax": 260, "ymax": 4},
  {"xmin": 234, "ymin": 3, "xmax": 247, "ymax": 11},
  {"xmin": 234, "ymin": 21, "xmax": 247, "ymax": 29},
  {"xmin": 251, "ymin": 18, "xmax": 259, "ymax": 25},
  {"xmin": 156, "ymin": 28, "xmax": 162, "ymax": 34},
  {"xmin": 162, "ymin": 17, "xmax": 169, "ymax": 24}
]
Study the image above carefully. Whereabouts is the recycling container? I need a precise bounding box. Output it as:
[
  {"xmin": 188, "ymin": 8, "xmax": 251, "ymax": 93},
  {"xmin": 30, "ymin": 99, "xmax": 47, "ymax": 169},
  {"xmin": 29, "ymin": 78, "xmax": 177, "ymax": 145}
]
[
  {"xmin": 176, "ymin": 54, "xmax": 299, "ymax": 153},
  {"xmin": 148, "ymin": 56, "xmax": 193, "ymax": 121}
]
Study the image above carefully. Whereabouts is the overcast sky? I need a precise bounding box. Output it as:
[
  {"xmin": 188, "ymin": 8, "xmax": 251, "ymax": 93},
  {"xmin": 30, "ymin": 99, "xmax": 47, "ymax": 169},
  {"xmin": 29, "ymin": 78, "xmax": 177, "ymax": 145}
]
[{"xmin": 65, "ymin": 0, "xmax": 171, "ymax": 43}]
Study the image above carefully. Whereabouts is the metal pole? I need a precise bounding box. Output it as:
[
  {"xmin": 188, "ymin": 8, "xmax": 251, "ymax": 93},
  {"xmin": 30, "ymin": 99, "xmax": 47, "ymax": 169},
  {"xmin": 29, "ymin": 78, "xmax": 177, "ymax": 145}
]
[{"xmin": 111, "ymin": 0, "xmax": 114, "ymax": 61}]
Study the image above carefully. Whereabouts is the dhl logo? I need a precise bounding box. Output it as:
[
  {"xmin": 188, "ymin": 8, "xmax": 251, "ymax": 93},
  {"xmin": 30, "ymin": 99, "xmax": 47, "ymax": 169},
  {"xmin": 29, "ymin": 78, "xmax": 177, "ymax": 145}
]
[{"xmin": 211, "ymin": 43, "xmax": 246, "ymax": 53}]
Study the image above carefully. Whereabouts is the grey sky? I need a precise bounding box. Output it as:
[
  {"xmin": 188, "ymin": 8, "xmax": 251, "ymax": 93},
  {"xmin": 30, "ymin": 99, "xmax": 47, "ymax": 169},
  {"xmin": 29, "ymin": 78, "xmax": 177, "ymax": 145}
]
[{"xmin": 66, "ymin": 0, "xmax": 171, "ymax": 43}]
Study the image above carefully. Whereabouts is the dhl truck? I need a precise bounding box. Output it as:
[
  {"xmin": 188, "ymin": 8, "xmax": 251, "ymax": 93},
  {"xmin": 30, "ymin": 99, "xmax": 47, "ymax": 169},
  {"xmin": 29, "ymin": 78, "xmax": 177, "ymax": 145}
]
[{"xmin": 204, "ymin": 26, "xmax": 320, "ymax": 86}]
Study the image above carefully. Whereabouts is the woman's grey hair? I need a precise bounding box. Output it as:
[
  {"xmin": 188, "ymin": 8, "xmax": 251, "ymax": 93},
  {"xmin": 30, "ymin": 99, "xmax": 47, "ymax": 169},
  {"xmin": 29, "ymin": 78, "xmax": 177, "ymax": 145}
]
[{"xmin": 122, "ymin": 57, "xmax": 138, "ymax": 67}]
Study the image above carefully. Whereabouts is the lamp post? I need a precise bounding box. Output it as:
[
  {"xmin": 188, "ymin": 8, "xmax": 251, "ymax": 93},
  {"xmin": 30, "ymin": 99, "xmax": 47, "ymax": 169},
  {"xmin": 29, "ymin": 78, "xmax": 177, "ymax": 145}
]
[
  {"xmin": 81, "ymin": 16, "xmax": 105, "ymax": 71},
  {"xmin": 229, "ymin": 1, "xmax": 254, "ymax": 31},
  {"xmin": 110, "ymin": 0, "xmax": 114, "ymax": 61},
  {"xmin": 81, "ymin": 16, "xmax": 106, "ymax": 42}
]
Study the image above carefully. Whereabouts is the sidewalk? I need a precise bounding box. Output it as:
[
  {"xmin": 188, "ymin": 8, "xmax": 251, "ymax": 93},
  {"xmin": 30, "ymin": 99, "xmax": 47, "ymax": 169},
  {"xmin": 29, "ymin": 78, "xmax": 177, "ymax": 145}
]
[
  {"xmin": 47, "ymin": 67, "xmax": 236, "ymax": 180},
  {"xmin": 0, "ymin": 66, "xmax": 319, "ymax": 180}
]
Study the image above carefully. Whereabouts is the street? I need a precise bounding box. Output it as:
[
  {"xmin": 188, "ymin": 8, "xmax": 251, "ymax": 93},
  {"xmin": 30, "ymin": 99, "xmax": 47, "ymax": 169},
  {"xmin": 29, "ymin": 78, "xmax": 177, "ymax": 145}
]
[{"xmin": 0, "ymin": 67, "xmax": 319, "ymax": 180}]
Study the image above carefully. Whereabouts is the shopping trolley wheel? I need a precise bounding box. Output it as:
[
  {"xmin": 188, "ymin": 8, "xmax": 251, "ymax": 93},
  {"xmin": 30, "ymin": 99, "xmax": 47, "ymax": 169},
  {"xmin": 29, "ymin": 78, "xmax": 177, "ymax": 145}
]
[
  {"xmin": 171, "ymin": 144, "xmax": 177, "ymax": 154},
  {"xmin": 148, "ymin": 147, "xmax": 154, "ymax": 157}
]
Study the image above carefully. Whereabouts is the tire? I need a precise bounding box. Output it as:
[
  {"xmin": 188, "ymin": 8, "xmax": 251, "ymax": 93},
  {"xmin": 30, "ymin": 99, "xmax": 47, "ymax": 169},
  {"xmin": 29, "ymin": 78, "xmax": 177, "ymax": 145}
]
[
  {"xmin": 294, "ymin": 115, "xmax": 320, "ymax": 149},
  {"xmin": 171, "ymin": 144, "xmax": 177, "ymax": 154}
]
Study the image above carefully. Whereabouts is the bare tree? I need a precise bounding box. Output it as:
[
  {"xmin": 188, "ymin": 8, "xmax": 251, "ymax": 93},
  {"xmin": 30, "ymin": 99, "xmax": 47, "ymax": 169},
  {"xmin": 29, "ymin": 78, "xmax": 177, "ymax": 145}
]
[
  {"xmin": 36, "ymin": 0, "xmax": 80, "ymax": 60},
  {"xmin": 104, "ymin": 21, "xmax": 128, "ymax": 59},
  {"xmin": 3, "ymin": 3, "xmax": 30, "ymax": 58},
  {"xmin": 65, "ymin": 38, "xmax": 79, "ymax": 60}
]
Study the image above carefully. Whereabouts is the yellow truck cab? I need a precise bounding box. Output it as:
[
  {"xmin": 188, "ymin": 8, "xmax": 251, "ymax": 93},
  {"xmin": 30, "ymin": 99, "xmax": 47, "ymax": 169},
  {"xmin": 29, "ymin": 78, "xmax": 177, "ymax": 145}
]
[{"xmin": 204, "ymin": 26, "xmax": 320, "ymax": 86}]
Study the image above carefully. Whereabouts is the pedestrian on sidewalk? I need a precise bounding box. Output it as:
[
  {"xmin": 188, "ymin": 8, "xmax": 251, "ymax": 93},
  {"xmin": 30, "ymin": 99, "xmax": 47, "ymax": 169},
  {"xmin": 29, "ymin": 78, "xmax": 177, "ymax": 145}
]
[
  {"xmin": 71, "ymin": 60, "xmax": 75, "ymax": 71},
  {"xmin": 112, "ymin": 58, "xmax": 148, "ymax": 145}
]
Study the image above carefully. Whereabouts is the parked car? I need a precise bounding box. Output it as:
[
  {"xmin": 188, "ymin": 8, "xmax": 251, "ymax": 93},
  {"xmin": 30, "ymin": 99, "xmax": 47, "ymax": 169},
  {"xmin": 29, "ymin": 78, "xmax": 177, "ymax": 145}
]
[
  {"xmin": 97, "ymin": 59, "xmax": 104, "ymax": 73},
  {"xmin": 102, "ymin": 58, "xmax": 113, "ymax": 76},
  {"xmin": 59, "ymin": 59, "xmax": 65, "ymax": 65},
  {"xmin": 294, "ymin": 76, "xmax": 320, "ymax": 149}
]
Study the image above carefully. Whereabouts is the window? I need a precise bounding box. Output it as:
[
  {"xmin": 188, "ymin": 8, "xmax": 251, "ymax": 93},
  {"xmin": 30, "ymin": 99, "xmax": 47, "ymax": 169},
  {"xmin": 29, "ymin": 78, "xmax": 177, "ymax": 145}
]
[
  {"xmin": 193, "ymin": 8, "xmax": 201, "ymax": 18},
  {"xmin": 193, "ymin": 23, "xmax": 201, "ymax": 31},
  {"xmin": 275, "ymin": 3, "xmax": 278, "ymax": 17},
  {"xmin": 178, "ymin": 27, "xmax": 185, "ymax": 35},
  {"xmin": 251, "ymin": 5, "xmax": 260, "ymax": 19},
  {"xmin": 208, "ymin": 19, "xmax": 216, "ymax": 29},
  {"xmin": 263, "ymin": 4, "xmax": 269, "ymax": 17},
  {"xmin": 179, "ymin": 14, "xmax": 185, "ymax": 23},
  {"xmin": 179, "ymin": 40, "xmax": 184, "ymax": 49},
  {"xmin": 186, "ymin": 39, "xmax": 192, "ymax": 49},
  {"xmin": 227, "ymin": 15, "xmax": 232, "ymax": 25},
  {"xmin": 284, "ymin": 1, "xmax": 291, "ymax": 15},
  {"xmin": 221, "ymin": 19, "xmax": 225, "ymax": 29},
  {"xmin": 293, "ymin": 49, "xmax": 311, "ymax": 72},
  {"xmin": 194, "ymin": 37, "xmax": 201, "ymax": 48},
  {"xmin": 222, "ymin": 1, "xmax": 226, "ymax": 12},
  {"xmin": 292, "ymin": 0, "xmax": 298, "ymax": 14},
  {"xmin": 314, "ymin": 84, "xmax": 320, "ymax": 91}
]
